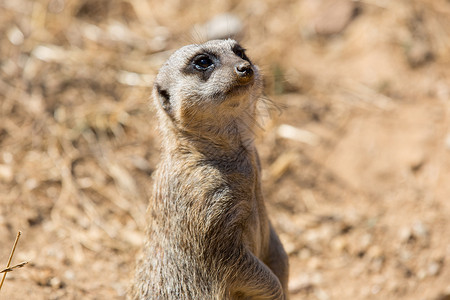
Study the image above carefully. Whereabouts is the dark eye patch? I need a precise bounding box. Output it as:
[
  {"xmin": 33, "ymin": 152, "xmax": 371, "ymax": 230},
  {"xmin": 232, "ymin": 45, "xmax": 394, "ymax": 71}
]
[
  {"xmin": 183, "ymin": 52, "xmax": 218, "ymax": 81},
  {"xmin": 155, "ymin": 83, "xmax": 171, "ymax": 113},
  {"xmin": 193, "ymin": 55, "xmax": 214, "ymax": 71},
  {"xmin": 232, "ymin": 44, "xmax": 251, "ymax": 63}
]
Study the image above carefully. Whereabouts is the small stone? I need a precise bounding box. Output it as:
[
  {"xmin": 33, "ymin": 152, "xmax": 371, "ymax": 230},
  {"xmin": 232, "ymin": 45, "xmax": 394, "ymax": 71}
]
[
  {"xmin": 130, "ymin": 155, "xmax": 152, "ymax": 173},
  {"xmin": 298, "ymin": 247, "xmax": 312, "ymax": 260},
  {"xmin": 406, "ymin": 39, "xmax": 433, "ymax": 68},
  {"xmin": 0, "ymin": 164, "xmax": 13, "ymax": 183},
  {"xmin": 288, "ymin": 273, "xmax": 314, "ymax": 294},
  {"xmin": 399, "ymin": 226, "xmax": 413, "ymax": 243},
  {"xmin": 64, "ymin": 270, "xmax": 75, "ymax": 281},
  {"xmin": 283, "ymin": 239, "xmax": 297, "ymax": 255},
  {"xmin": 367, "ymin": 245, "xmax": 383, "ymax": 259},
  {"xmin": 398, "ymin": 249, "xmax": 412, "ymax": 262},
  {"xmin": 417, "ymin": 269, "xmax": 427, "ymax": 280},
  {"xmin": 360, "ymin": 233, "xmax": 372, "ymax": 249},
  {"xmin": 25, "ymin": 178, "xmax": 38, "ymax": 190},
  {"xmin": 331, "ymin": 236, "xmax": 347, "ymax": 252},
  {"xmin": 315, "ymin": 288, "xmax": 330, "ymax": 300},
  {"xmin": 50, "ymin": 276, "xmax": 63, "ymax": 289},
  {"xmin": 2, "ymin": 152, "xmax": 13, "ymax": 164},
  {"xmin": 445, "ymin": 133, "xmax": 450, "ymax": 150},
  {"xmin": 370, "ymin": 257, "xmax": 384, "ymax": 272},
  {"xmin": 314, "ymin": 0, "xmax": 356, "ymax": 36},
  {"xmin": 371, "ymin": 284, "xmax": 382, "ymax": 295},
  {"xmin": 195, "ymin": 13, "xmax": 243, "ymax": 41},
  {"xmin": 428, "ymin": 260, "xmax": 442, "ymax": 276},
  {"xmin": 31, "ymin": 267, "xmax": 53, "ymax": 286},
  {"xmin": 307, "ymin": 257, "xmax": 322, "ymax": 270},
  {"xmin": 7, "ymin": 26, "xmax": 24, "ymax": 45},
  {"xmin": 350, "ymin": 261, "xmax": 365, "ymax": 277},
  {"xmin": 386, "ymin": 279, "xmax": 401, "ymax": 293},
  {"xmin": 412, "ymin": 221, "xmax": 428, "ymax": 238}
]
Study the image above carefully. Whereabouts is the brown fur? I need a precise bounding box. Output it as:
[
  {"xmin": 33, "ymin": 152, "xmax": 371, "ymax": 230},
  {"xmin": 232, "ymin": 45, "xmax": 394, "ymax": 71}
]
[{"xmin": 131, "ymin": 39, "xmax": 289, "ymax": 299}]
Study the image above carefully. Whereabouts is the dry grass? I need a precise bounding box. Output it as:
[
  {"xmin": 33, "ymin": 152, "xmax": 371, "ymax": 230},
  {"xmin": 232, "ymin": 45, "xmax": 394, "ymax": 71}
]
[{"xmin": 0, "ymin": 231, "xmax": 27, "ymax": 290}]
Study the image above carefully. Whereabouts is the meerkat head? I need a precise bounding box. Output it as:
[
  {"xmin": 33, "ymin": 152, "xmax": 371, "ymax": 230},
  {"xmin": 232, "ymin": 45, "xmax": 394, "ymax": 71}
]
[{"xmin": 153, "ymin": 39, "xmax": 263, "ymax": 140}]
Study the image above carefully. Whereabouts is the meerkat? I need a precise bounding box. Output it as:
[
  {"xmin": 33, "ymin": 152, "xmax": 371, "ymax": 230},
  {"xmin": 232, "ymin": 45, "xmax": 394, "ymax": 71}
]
[{"xmin": 131, "ymin": 39, "xmax": 289, "ymax": 299}]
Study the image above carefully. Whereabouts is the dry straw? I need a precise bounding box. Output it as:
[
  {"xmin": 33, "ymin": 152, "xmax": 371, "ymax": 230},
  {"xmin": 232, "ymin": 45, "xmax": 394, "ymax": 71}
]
[{"xmin": 0, "ymin": 231, "xmax": 28, "ymax": 291}]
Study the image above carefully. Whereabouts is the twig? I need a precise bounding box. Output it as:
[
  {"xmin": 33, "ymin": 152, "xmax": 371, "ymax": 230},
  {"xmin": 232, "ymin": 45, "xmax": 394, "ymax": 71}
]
[
  {"xmin": 0, "ymin": 262, "xmax": 28, "ymax": 274},
  {"xmin": 0, "ymin": 231, "xmax": 22, "ymax": 291}
]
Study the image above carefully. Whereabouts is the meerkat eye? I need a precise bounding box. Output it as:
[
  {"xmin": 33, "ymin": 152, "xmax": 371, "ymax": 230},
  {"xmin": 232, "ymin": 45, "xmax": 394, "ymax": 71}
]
[{"xmin": 193, "ymin": 55, "xmax": 214, "ymax": 71}]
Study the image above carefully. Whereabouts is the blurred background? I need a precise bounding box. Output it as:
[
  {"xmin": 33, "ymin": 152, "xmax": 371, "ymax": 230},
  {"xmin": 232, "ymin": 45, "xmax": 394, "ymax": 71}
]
[{"xmin": 1, "ymin": 0, "xmax": 450, "ymax": 299}]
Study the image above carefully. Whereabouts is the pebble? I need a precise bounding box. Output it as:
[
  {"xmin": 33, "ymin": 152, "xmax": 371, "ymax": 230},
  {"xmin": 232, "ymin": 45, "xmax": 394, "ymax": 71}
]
[
  {"xmin": 307, "ymin": 256, "xmax": 322, "ymax": 270},
  {"xmin": 445, "ymin": 133, "xmax": 450, "ymax": 150},
  {"xmin": 428, "ymin": 260, "xmax": 442, "ymax": 277},
  {"xmin": 298, "ymin": 247, "xmax": 312, "ymax": 260},
  {"xmin": 313, "ymin": 0, "xmax": 356, "ymax": 36},
  {"xmin": 50, "ymin": 276, "xmax": 63, "ymax": 289},
  {"xmin": 289, "ymin": 272, "xmax": 323, "ymax": 294},
  {"xmin": 331, "ymin": 236, "xmax": 347, "ymax": 252},
  {"xmin": 315, "ymin": 288, "xmax": 330, "ymax": 300},
  {"xmin": 195, "ymin": 13, "xmax": 243, "ymax": 40},
  {"xmin": 367, "ymin": 245, "xmax": 383, "ymax": 259},
  {"xmin": 288, "ymin": 273, "xmax": 314, "ymax": 294},
  {"xmin": 371, "ymin": 284, "xmax": 382, "ymax": 295},
  {"xmin": 412, "ymin": 221, "xmax": 428, "ymax": 239},
  {"xmin": 0, "ymin": 164, "xmax": 13, "ymax": 183},
  {"xmin": 64, "ymin": 270, "xmax": 75, "ymax": 281},
  {"xmin": 406, "ymin": 39, "xmax": 433, "ymax": 68},
  {"xmin": 7, "ymin": 26, "xmax": 24, "ymax": 45},
  {"xmin": 399, "ymin": 226, "xmax": 413, "ymax": 243},
  {"xmin": 398, "ymin": 221, "xmax": 429, "ymax": 245},
  {"xmin": 2, "ymin": 152, "xmax": 13, "ymax": 164},
  {"xmin": 360, "ymin": 233, "xmax": 372, "ymax": 249}
]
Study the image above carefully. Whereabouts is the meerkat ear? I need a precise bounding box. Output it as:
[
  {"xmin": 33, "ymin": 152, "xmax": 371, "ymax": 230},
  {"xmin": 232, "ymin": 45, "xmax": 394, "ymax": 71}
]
[{"xmin": 155, "ymin": 83, "xmax": 172, "ymax": 114}]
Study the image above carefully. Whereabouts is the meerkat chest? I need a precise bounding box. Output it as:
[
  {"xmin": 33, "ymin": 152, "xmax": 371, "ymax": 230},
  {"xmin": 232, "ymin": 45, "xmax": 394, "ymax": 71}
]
[
  {"xmin": 201, "ymin": 149, "xmax": 257, "ymax": 181},
  {"xmin": 220, "ymin": 154, "xmax": 258, "ymax": 193}
]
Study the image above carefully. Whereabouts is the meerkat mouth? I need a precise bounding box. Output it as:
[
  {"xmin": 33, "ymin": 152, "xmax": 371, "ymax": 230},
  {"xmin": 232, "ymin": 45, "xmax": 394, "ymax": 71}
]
[{"xmin": 213, "ymin": 80, "xmax": 254, "ymax": 107}]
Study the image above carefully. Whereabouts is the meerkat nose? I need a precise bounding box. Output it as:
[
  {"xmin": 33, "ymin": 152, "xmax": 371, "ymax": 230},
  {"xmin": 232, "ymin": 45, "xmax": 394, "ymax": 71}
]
[{"xmin": 235, "ymin": 62, "xmax": 254, "ymax": 84}]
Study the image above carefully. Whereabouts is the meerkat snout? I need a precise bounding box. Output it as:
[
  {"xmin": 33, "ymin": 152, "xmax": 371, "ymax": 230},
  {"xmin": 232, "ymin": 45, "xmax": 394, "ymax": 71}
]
[{"xmin": 235, "ymin": 61, "xmax": 254, "ymax": 85}]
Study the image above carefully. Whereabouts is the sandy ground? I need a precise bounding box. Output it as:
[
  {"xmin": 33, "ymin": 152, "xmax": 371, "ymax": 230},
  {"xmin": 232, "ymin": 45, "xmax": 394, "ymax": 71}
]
[{"xmin": 1, "ymin": 0, "xmax": 450, "ymax": 299}]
